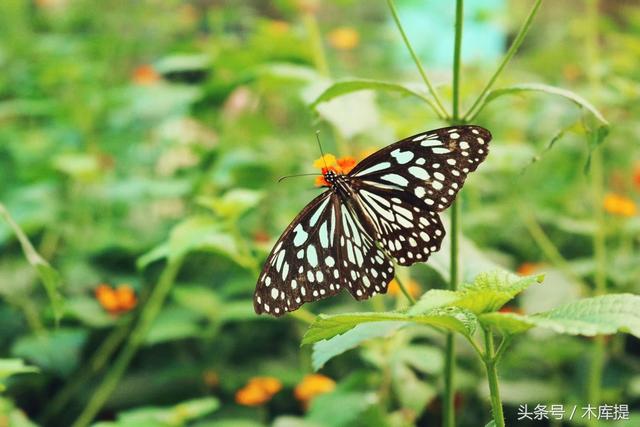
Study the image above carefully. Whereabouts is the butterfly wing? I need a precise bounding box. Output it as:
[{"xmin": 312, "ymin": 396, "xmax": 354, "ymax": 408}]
[
  {"xmin": 349, "ymin": 182, "xmax": 446, "ymax": 266},
  {"xmin": 348, "ymin": 125, "xmax": 491, "ymax": 265},
  {"xmin": 349, "ymin": 125, "xmax": 491, "ymax": 212},
  {"xmin": 254, "ymin": 190, "xmax": 393, "ymax": 316}
]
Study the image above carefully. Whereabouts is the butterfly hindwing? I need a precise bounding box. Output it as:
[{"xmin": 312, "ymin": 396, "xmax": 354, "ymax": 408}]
[
  {"xmin": 349, "ymin": 125, "xmax": 491, "ymax": 212},
  {"xmin": 350, "ymin": 181, "xmax": 446, "ymax": 266}
]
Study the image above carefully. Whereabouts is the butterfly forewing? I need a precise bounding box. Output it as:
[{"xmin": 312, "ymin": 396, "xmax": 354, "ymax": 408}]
[{"xmin": 350, "ymin": 126, "xmax": 491, "ymax": 212}]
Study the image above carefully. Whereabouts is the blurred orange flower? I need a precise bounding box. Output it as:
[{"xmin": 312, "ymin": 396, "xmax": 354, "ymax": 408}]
[
  {"xmin": 95, "ymin": 284, "xmax": 137, "ymax": 314},
  {"xmin": 294, "ymin": 374, "xmax": 335, "ymax": 405},
  {"xmin": 328, "ymin": 27, "xmax": 360, "ymax": 50},
  {"xmin": 516, "ymin": 262, "xmax": 542, "ymax": 276},
  {"xmin": 603, "ymin": 193, "xmax": 637, "ymax": 217},
  {"xmin": 388, "ymin": 278, "xmax": 421, "ymax": 297},
  {"xmin": 313, "ymin": 154, "xmax": 356, "ymax": 187},
  {"xmin": 235, "ymin": 377, "xmax": 282, "ymax": 406},
  {"xmin": 132, "ymin": 65, "xmax": 160, "ymax": 85},
  {"xmin": 499, "ymin": 306, "xmax": 524, "ymax": 314},
  {"xmin": 269, "ymin": 20, "xmax": 290, "ymax": 34},
  {"xmin": 633, "ymin": 163, "xmax": 640, "ymax": 191},
  {"xmin": 202, "ymin": 370, "xmax": 219, "ymax": 388}
]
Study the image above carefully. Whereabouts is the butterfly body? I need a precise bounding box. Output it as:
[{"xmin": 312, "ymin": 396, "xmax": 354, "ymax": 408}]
[{"xmin": 254, "ymin": 125, "xmax": 492, "ymax": 316}]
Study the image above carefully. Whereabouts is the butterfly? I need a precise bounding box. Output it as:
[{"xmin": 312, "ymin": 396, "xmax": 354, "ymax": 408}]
[{"xmin": 254, "ymin": 125, "xmax": 492, "ymax": 316}]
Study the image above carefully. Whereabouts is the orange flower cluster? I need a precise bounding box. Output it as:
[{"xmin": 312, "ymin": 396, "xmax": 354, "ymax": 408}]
[
  {"xmin": 313, "ymin": 154, "xmax": 356, "ymax": 187},
  {"xmin": 633, "ymin": 163, "xmax": 640, "ymax": 191},
  {"xmin": 95, "ymin": 284, "xmax": 137, "ymax": 314},
  {"xmin": 132, "ymin": 65, "xmax": 160, "ymax": 85},
  {"xmin": 387, "ymin": 278, "xmax": 421, "ymax": 298},
  {"xmin": 516, "ymin": 262, "xmax": 542, "ymax": 276},
  {"xmin": 235, "ymin": 377, "xmax": 282, "ymax": 406},
  {"xmin": 603, "ymin": 193, "xmax": 637, "ymax": 217},
  {"xmin": 294, "ymin": 374, "xmax": 335, "ymax": 406},
  {"xmin": 328, "ymin": 27, "xmax": 360, "ymax": 50}
]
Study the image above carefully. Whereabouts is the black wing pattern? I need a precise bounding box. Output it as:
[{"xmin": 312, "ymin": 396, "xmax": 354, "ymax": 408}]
[
  {"xmin": 254, "ymin": 191, "xmax": 393, "ymax": 317},
  {"xmin": 348, "ymin": 125, "xmax": 491, "ymax": 266}
]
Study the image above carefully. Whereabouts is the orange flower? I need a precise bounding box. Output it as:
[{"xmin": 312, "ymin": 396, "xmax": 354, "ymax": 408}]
[
  {"xmin": 313, "ymin": 154, "xmax": 356, "ymax": 187},
  {"xmin": 328, "ymin": 27, "xmax": 360, "ymax": 50},
  {"xmin": 633, "ymin": 163, "xmax": 640, "ymax": 191},
  {"xmin": 294, "ymin": 374, "xmax": 335, "ymax": 405},
  {"xmin": 387, "ymin": 278, "xmax": 421, "ymax": 298},
  {"xmin": 268, "ymin": 20, "xmax": 290, "ymax": 34},
  {"xmin": 95, "ymin": 284, "xmax": 137, "ymax": 314},
  {"xmin": 202, "ymin": 370, "xmax": 219, "ymax": 388},
  {"xmin": 132, "ymin": 65, "xmax": 160, "ymax": 85},
  {"xmin": 235, "ymin": 377, "xmax": 282, "ymax": 406},
  {"xmin": 516, "ymin": 262, "xmax": 541, "ymax": 276},
  {"xmin": 603, "ymin": 193, "xmax": 637, "ymax": 217},
  {"xmin": 499, "ymin": 306, "xmax": 524, "ymax": 314}
]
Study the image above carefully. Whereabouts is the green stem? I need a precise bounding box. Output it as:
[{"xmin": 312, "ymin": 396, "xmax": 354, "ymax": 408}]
[
  {"xmin": 444, "ymin": 3, "xmax": 464, "ymax": 425},
  {"xmin": 41, "ymin": 320, "xmax": 131, "ymax": 423},
  {"xmin": 386, "ymin": 0, "xmax": 448, "ymax": 119},
  {"xmin": 518, "ymin": 205, "xmax": 588, "ymax": 287},
  {"xmin": 394, "ymin": 274, "xmax": 416, "ymax": 305},
  {"xmin": 303, "ymin": 12, "xmax": 329, "ymax": 76},
  {"xmin": 585, "ymin": 0, "xmax": 606, "ymax": 422},
  {"xmin": 464, "ymin": 0, "xmax": 543, "ymax": 121},
  {"xmin": 483, "ymin": 329, "xmax": 506, "ymax": 427},
  {"xmin": 451, "ymin": 0, "xmax": 464, "ymax": 122},
  {"xmin": 71, "ymin": 257, "xmax": 184, "ymax": 427},
  {"xmin": 288, "ymin": 307, "xmax": 317, "ymax": 325}
]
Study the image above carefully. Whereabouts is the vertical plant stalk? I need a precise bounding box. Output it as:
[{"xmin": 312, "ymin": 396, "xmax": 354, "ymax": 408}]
[
  {"xmin": 443, "ymin": 2, "xmax": 464, "ymax": 427},
  {"xmin": 483, "ymin": 329, "xmax": 506, "ymax": 427},
  {"xmin": 41, "ymin": 320, "xmax": 132, "ymax": 423},
  {"xmin": 585, "ymin": 0, "xmax": 606, "ymax": 420},
  {"xmin": 386, "ymin": 0, "xmax": 449, "ymax": 119},
  {"xmin": 71, "ymin": 256, "xmax": 185, "ymax": 427},
  {"xmin": 394, "ymin": 274, "xmax": 416, "ymax": 305},
  {"xmin": 464, "ymin": 0, "xmax": 543, "ymax": 121}
]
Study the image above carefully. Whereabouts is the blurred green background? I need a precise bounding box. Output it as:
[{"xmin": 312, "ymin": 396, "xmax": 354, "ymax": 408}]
[{"xmin": 0, "ymin": 0, "xmax": 638, "ymax": 426}]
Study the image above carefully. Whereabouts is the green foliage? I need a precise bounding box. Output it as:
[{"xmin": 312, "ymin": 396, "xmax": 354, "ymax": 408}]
[
  {"xmin": 480, "ymin": 294, "xmax": 640, "ymax": 338},
  {"xmin": 0, "ymin": 359, "xmax": 38, "ymax": 392},
  {"xmin": 0, "ymin": 0, "xmax": 638, "ymax": 426},
  {"xmin": 92, "ymin": 397, "xmax": 219, "ymax": 427}
]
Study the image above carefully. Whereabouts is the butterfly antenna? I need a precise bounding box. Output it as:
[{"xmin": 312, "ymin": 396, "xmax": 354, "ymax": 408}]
[
  {"xmin": 316, "ymin": 130, "xmax": 329, "ymax": 170},
  {"xmin": 278, "ymin": 173, "xmax": 321, "ymax": 183}
]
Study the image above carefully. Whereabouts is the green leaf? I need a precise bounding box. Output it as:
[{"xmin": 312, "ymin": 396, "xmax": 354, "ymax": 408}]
[
  {"xmin": 311, "ymin": 321, "xmax": 406, "ymax": 370},
  {"xmin": 0, "ymin": 359, "xmax": 39, "ymax": 391},
  {"xmin": 11, "ymin": 328, "xmax": 88, "ymax": 377},
  {"xmin": 391, "ymin": 362, "xmax": 436, "ymax": 416},
  {"xmin": 0, "ymin": 203, "xmax": 65, "ymax": 324},
  {"xmin": 410, "ymin": 272, "xmax": 543, "ymax": 315},
  {"xmin": 307, "ymin": 391, "xmax": 377, "ymax": 427},
  {"xmin": 480, "ymin": 294, "xmax": 640, "ymax": 338},
  {"xmin": 394, "ymin": 345, "xmax": 444, "ymax": 375},
  {"xmin": 309, "ymin": 79, "xmax": 433, "ymax": 108},
  {"xmin": 0, "ymin": 359, "xmax": 39, "ymax": 379},
  {"xmin": 302, "ymin": 309, "xmax": 477, "ymax": 346},
  {"xmin": 64, "ymin": 297, "xmax": 116, "ymax": 328},
  {"xmin": 117, "ymin": 397, "xmax": 219, "ymax": 426},
  {"xmin": 137, "ymin": 216, "xmax": 254, "ymax": 268},
  {"xmin": 144, "ymin": 307, "xmax": 203, "ymax": 345},
  {"xmin": 197, "ymin": 189, "xmax": 263, "ymax": 221},
  {"xmin": 483, "ymin": 83, "xmax": 608, "ymax": 125},
  {"xmin": 478, "ymin": 312, "xmax": 535, "ymax": 335},
  {"xmin": 533, "ymin": 293, "xmax": 640, "ymax": 338}
]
